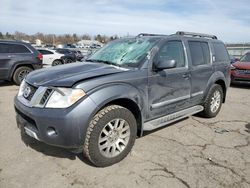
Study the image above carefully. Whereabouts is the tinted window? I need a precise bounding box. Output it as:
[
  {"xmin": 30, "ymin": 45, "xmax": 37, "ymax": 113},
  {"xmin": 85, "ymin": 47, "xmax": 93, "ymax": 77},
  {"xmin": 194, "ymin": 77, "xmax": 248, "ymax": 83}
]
[
  {"xmin": 201, "ymin": 42, "xmax": 210, "ymax": 64},
  {"xmin": 38, "ymin": 50, "xmax": 53, "ymax": 55},
  {"xmin": 10, "ymin": 44, "xmax": 31, "ymax": 53},
  {"xmin": 156, "ymin": 41, "xmax": 185, "ymax": 68},
  {"xmin": 0, "ymin": 43, "xmax": 11, "ymax": 53},
  {"xmin": 213, "ymin": 43, "xmax": 229, "ymax": 62},
  {"xmin": 189, "ymin": 41, "xmax": 210, "ymax": 66},
  {"xmin": 56, "ymin": 49, "xmax": 70, "ymax": 54}
]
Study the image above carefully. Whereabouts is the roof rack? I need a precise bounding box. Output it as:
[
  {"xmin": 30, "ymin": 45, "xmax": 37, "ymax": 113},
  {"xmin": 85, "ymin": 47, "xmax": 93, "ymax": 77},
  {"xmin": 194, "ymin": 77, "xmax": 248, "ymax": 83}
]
[
  {"xmin": 176, "ymin": 31, "xmax": 217, "ymax": 40},
  {"xmin": 137, "ymin": 33, "xmax": 167, "ymax": 37}
]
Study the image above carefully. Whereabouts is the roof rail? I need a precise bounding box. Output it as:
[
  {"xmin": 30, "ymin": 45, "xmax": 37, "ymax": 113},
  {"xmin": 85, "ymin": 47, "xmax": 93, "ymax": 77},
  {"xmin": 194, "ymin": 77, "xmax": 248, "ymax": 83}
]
[
  {"xmin": 137, "ymin": 33, "xmax": 167, "ymax": 37},
  {"xmin": 176, "ymin": 31, "xmax": 217, "ymax": 39}
]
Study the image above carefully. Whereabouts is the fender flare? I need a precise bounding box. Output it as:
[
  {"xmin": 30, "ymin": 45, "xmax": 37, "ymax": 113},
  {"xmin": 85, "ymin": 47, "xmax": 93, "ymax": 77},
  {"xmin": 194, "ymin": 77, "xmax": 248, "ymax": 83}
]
[{"xmin": 203, "ymin": 71, "xmax": 227, "ymax": 102}]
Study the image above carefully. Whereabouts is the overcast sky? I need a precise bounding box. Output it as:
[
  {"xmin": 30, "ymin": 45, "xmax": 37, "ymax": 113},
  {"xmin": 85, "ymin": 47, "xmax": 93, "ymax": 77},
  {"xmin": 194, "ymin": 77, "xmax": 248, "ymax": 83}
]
[{"xmin": 0, "ymin": 0, "xmax": 249, "ymax": 42}]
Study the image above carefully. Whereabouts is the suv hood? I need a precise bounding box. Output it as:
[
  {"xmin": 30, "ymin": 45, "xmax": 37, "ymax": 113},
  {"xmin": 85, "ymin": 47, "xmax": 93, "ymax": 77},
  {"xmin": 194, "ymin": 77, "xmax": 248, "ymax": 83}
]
[
  {"xmin": 233, "ymin": 61, "xmax": 250, "ymax": 70},
  {"xmin": 26, "ymin": 62, "xmax": 129, "ymax": 87}
]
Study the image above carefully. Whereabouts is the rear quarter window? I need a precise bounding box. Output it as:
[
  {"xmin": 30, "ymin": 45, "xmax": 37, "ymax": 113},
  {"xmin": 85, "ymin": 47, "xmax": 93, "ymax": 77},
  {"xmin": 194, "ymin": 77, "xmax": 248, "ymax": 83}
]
[
  {"xmin": 189, "ymin": 41, "xmax": 210, "ymax": 66},
  {"xmin": 213, "ymin": 43, "xmax": 229, "ymax": 62}
]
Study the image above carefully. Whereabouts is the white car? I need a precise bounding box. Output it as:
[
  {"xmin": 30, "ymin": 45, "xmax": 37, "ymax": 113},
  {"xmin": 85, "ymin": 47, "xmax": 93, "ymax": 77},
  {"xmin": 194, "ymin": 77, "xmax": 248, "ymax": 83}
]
[{"xmin": 37, "ymin": 49, "xmax": 64, "ymax": 67}]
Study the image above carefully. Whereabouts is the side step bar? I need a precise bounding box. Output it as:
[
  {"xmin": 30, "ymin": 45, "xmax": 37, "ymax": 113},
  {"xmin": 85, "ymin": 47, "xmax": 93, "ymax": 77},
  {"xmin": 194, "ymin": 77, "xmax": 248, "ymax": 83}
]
[{"xmin": 143, "ymin": 105, "xmax": 204, "ymax": 131}]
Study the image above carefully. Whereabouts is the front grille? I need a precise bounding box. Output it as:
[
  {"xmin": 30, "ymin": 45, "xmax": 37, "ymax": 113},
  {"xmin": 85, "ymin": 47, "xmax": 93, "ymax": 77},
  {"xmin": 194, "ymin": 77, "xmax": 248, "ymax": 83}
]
[
  {"xmin": 39, "ymin": 89, "xmax": 53, "ymax": 105},
  {"xmin": 23, "ymin": 83, "xmax": 37, "ymax": 101},
  {"xmin": 236, "ymin": 69, "xmax": 250, "ymax": 75}
]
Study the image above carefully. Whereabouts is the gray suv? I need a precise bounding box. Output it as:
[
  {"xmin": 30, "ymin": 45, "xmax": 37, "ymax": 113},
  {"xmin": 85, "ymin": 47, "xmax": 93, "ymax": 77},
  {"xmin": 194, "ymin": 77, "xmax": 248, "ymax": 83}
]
[
  {"xmin": 14, "ymin": 32, "xmax": 230, "ymax": 167},
  {"xmin": 0, "ymin": 40, "xmax": 42, "ymax": 85}
]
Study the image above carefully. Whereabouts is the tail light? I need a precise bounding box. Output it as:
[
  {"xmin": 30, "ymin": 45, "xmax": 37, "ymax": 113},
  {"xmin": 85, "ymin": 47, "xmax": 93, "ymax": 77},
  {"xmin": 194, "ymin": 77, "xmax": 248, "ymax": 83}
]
[{"xmin": 37, "ymin": 53, "xmax": 43, "ymax": 60}]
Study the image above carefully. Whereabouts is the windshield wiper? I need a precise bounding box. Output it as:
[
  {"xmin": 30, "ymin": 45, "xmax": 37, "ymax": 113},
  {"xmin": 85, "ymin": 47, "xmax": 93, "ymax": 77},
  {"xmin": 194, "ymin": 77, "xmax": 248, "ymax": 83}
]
[{"xmin": 86, "ymin": 59, "xmax": 122, "ymax": 67}]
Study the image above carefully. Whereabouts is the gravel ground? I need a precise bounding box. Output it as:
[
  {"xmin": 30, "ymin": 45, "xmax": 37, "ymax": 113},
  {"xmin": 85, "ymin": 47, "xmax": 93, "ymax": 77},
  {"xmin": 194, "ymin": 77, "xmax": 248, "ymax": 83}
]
[{"xmin": 0, "ymin": 81, "xmax": 249, "ymax": 188}]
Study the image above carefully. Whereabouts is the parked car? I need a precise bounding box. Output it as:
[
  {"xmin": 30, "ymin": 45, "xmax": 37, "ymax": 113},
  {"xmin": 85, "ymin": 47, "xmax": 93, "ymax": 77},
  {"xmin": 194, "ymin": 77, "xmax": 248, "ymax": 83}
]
[
  {"xmin": 230, "ymin": 55, "xmax": 239, "ymax": 64},
  {"xmin": 71, "ymin": 50, "xmax": 84, "ymax": 61},
  {"xmin": 15, "ymin": 31, "xmax": 230, "ymax": 167},
  {"xmin": 37, "ymin": 49, "xmax": 65, "ymax": 67},
  {"xmin": 54, "ymin": 48, "xmax": 77, "ymax": 63},
  {"xmin": 0, "ymin": 40, "xmax": 42, "ymax": 85},
  {"xmin": 231, "ymin": 52, "xmax": 250, "ymax": 84}
]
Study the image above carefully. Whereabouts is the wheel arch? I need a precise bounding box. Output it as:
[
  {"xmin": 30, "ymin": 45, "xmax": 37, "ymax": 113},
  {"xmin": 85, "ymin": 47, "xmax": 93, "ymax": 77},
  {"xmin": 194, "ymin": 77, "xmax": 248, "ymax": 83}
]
[
  {"xmin": 214, "ymin": 79, "xmax": 226, "ymax": 103},
  {"xmin": 9, "ymin": 63, "xmax": 34, "ymax": 81},
  {"xmin": 204, "ymin": 71, "xmax": 227, "ymax": 103},
  {"xmin": 86, "ymin": 84, "xmax": 145, "ymax": 137},
  {"xmin": 104, "ymin": 98, "xmax": 143, "ymax": 137}
]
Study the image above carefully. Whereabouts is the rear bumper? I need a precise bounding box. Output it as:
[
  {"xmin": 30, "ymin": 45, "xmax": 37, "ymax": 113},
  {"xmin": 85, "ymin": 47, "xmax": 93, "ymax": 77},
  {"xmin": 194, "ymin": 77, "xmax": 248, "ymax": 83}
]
[{"xmin": 14, "ymin": 96, "xmax": 98, "ymax": 149}]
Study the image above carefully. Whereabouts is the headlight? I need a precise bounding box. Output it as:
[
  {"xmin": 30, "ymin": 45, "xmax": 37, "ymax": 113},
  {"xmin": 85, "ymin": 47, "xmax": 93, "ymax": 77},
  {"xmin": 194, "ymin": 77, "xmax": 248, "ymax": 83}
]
[
  {"xmin": 45, "ymin": 88, "xmax": 86, "ymax": 108},
  {"xmin": 18, "ymin": 79, "xmax": 26, "ymax": 96},
  {"xmin": 230, "ymin": 64, "xmax": 236, "ymax": 70}
]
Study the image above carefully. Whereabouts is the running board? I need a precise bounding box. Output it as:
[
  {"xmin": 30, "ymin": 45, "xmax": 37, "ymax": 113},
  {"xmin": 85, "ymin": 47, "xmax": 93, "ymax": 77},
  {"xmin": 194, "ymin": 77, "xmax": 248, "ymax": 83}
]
[{"xmin": 143, "ymin": 105, "xmax": 204, "ymax": 131}]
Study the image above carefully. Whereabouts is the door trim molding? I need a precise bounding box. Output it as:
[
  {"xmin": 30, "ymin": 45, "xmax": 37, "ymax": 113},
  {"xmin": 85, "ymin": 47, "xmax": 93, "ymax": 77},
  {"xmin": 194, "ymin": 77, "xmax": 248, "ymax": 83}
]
[
  {"xmin": 151, "ymin": 94, "xmax": 190, "ymax": 109},
  {"xmin": 191, "ymin": 91, "xmax": 204, "ymax": 97}
]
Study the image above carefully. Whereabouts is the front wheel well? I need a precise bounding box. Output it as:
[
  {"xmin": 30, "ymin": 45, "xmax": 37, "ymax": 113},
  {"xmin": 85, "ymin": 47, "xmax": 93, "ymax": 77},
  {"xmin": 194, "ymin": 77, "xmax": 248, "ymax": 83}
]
[
  {"xmin": 104, "ymin": 98, "xmax": 142, "ymax": 137},
  {"xmin": 214, "ymin": 79, "xmax": 226, "ymax": 103},
  {"xmin": 11, "ymin": 64, "xmax": 34, "ymax": 80}
]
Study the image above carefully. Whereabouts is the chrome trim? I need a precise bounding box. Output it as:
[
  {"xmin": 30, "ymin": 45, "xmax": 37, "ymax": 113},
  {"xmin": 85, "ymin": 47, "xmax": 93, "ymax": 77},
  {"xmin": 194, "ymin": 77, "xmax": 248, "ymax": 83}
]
[
  {"xmin": 144, "ymin": 105, "xmax": 204, "ymax": 131},
  {"xmin": 17, "ymin": 86, "xmax": 48, "ymax": 108},
  {"xmin": 151, "ymin": 95, "xmax": 190, "ymax": 109},
  {"xmin": 24, "ymin": 127, "xmax": 39, "ymax": 140},
  {"xmin": 191, "ymin": 91, "xmax": 204, "ymax": 97}
]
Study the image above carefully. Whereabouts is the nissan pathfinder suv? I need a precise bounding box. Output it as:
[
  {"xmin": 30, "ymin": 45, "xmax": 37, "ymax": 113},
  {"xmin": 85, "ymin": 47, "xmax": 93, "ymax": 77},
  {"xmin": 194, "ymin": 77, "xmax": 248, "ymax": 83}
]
[{"xmin": 14, "ymin": 31, "xmax": 230, "ymax": 167}]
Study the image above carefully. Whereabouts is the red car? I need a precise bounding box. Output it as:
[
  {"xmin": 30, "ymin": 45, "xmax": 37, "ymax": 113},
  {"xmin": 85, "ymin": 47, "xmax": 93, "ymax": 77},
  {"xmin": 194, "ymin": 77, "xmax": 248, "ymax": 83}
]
[{"xmin": 231, "ymin": 52, "xmax": 250, "ymax": 84}]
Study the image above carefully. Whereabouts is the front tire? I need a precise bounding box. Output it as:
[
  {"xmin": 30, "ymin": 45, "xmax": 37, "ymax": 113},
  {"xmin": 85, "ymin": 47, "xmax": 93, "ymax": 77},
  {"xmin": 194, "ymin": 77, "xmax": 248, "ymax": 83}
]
[
  {"xmin": 65, "ymin": 58, "xmax": 73, "ymax": 64},
  {"xmin": 13, "ymin": 66, "xmax": 33, "ymax": 85},
  {"xmin": 83, "ymin": 105, "xmax": 137, "ymax": 167},
  {"xmin": 201, "ymin": 84, "xmax": 223, "ymax": 118}
]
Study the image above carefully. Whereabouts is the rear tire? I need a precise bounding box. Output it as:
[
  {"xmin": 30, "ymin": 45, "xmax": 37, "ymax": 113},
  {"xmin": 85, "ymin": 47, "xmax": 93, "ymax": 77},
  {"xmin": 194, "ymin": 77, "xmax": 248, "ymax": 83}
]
[
  {"xmin": 200, "ymin": 84, "xmax": 223, "ymax": 118},
  {"xmin": 65, "ymin": 58, "xmax": 73, "ymax": 64},
  {"xmin": 13, "ymin": 66, "xmax": 33, "ymax": 85},
  {"xmin": 52, "ymin": 60, "xmax": 63, "ymax": 66},
  {"xmin": 83, "ymin": 105, "xmax": 137, "ymax": 167}
]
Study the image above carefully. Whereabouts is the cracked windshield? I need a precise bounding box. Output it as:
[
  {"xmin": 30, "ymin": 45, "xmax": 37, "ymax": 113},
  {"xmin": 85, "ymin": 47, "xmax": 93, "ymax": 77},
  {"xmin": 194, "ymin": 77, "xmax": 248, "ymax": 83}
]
[{"xmin": 88, "ymin": 38, "xmax": 159, "ymax": 67}]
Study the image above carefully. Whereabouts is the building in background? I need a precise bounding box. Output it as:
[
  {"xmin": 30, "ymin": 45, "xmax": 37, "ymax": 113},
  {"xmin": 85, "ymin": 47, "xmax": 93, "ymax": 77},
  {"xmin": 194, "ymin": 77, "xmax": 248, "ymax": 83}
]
[
  {"xmin": 226, "ymin": 43, "xmax": 250, "ymax": 58},
  {"xmin": 35, "ymin": 39, "xmax": 42, "ymax": 46}
]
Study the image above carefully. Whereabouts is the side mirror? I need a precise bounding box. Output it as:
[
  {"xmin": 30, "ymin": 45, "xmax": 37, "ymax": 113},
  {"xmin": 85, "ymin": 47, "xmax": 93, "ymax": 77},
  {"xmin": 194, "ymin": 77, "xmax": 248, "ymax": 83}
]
[{"xmin": 156, "ymin": 59, "xmax": 177, "ymax": 70}]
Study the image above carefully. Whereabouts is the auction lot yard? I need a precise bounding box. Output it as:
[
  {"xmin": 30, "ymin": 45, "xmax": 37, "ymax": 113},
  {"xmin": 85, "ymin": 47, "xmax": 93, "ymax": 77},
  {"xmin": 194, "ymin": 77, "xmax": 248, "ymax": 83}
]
[{"xmin": 0, "ymin": 81, "xmax": 249, "ymax": 188}]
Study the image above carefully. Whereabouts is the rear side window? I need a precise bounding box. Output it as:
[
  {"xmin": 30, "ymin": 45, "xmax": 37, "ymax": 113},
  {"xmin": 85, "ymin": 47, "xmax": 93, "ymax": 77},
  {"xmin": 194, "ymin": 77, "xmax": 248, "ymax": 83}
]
[
  {"xmin": 0, "ymin": 43, "xmax": 10, "ymax": 53},
  {"xmin": 189, "ymin": 41, "xmax": 210, "ymax": 66},
  {"xmin": 10, "ymin": 44, "xmax": 31, "ymax": 53},
  {"xmin": 0, "ymin": 43, "xmax": 31, "ymax": 53},
  {"xmin": 39, "ymin": 50, "xmax": 53, "ymax": 55},
  {"xmin": 156, "ymin": 41, "xmax": 185, "ymax": 68},
  {"xmin": 213, "ymin": 43, "xmax": 229, "ymax": 62}
]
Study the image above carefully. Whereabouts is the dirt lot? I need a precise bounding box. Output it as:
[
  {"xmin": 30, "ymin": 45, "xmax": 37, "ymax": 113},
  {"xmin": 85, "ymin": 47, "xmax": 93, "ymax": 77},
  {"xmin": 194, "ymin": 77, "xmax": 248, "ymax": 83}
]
[{"xmin": 0, "ymin": 81, "xmax": 249, "ymax": 188}]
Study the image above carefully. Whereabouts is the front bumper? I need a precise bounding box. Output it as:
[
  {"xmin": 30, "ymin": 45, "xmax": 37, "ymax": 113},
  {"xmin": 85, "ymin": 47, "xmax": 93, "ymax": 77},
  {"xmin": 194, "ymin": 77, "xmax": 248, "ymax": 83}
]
[
  {"xmin": 231, "ymin": 70, "xmax": 250, "ymax": 84},
  {"xmin": 14, "ymin": 96, "xmax": 98, "ymax": 149}
]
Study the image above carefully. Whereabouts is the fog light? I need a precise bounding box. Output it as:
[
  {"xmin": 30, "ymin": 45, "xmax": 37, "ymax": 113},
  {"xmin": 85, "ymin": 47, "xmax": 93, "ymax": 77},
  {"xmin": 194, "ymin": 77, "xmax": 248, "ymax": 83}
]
[{"xmin": 47, "ymin": 127, "xmax": 57, "ymax": 136}]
